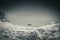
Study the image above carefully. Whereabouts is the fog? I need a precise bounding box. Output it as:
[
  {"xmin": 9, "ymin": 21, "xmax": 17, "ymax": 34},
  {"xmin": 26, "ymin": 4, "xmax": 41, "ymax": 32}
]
[{"xmin": 5, "ymin": 5, "xmax": 57, "ymax": 26}]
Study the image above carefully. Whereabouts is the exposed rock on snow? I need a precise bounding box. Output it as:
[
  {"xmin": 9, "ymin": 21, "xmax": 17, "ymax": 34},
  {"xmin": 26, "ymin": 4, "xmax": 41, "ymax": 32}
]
[{"xmin": 0, "ymin": 21, "xmax": 60, "ymax": 40}]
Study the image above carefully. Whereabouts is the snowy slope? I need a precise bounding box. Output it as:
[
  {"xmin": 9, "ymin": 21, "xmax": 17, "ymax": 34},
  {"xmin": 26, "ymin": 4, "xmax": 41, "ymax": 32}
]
[{"xmin": 0, "ymin": 21, "xmax": 60, "ymax": 40}]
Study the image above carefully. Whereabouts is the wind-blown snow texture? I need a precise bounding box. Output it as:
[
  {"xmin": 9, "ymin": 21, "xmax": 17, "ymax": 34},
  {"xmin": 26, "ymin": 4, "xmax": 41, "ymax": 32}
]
[{"xmin": 0, "ymin": 21, "xmax": 60, "ymax": 40}]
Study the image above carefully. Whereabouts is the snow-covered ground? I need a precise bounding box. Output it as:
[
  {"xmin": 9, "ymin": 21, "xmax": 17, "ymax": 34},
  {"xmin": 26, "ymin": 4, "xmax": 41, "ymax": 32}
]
[{"xmin": 0, "ymin": 21, "xmax": 60, "ymax": 40}]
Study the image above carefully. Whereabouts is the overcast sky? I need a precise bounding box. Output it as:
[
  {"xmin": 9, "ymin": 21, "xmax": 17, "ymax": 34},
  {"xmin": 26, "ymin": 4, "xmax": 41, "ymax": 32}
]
[
  {"xmin": 0, "ymin": 0, "xmax": 59, "ymax": 26},
  {"xmin": 5, "ymin": 4, "xmax": 57, "ymax": 26}
]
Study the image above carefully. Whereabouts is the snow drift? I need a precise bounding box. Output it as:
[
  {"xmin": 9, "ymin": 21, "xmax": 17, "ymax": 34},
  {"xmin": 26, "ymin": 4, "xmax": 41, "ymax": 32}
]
[{"xmin": 0, "ymin": 21, "xmax": 60, "ymax": 40}]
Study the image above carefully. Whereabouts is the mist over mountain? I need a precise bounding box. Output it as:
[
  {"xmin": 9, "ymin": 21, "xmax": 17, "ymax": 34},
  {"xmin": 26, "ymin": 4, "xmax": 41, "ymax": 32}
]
[
  {"xmin": 0, "ymin": 10, "xmax": 60, "ymax": 40},
  {"xmin": 0, "ymin": 0, "xmax": 60, "ymax": 40}
]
